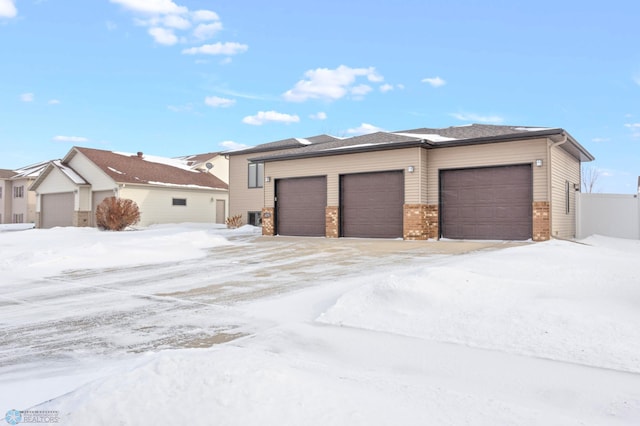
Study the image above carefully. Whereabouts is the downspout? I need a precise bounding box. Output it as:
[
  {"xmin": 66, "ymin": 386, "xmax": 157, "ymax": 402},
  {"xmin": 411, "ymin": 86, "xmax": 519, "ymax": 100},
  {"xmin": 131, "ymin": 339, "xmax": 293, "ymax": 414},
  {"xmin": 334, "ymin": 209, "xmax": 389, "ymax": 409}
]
[{"xmin": 546, "ymin": 133, "xmax": 568, "ymax": 238}]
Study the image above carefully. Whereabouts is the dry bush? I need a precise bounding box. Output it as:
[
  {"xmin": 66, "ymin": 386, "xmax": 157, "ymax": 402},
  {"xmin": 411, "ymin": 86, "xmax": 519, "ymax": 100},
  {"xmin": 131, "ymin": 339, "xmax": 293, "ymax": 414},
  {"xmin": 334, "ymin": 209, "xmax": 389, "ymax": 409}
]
[
  {"xmin": 96, "ymin": 197, "xmax": 141, "ymax": 231},
  {"xmin": 225, "ymin": 214, "xmax": 243, "ymax": 229}
]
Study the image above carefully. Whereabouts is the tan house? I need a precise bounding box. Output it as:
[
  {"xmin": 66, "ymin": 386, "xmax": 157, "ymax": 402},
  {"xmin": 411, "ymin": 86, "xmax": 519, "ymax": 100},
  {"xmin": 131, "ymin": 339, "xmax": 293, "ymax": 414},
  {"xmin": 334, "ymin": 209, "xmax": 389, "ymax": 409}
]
[
  {"xmin": 176, "ymin": 152, "xmax": 229, "ymax": 184},
  {"xmin": 0, "ymin": 162, "xmax": 48, "ymax": 225},
  {"xmin": 243, "ymin": 124, "xmax": 594, "ymax": 241},
  {"xmin": 227, "ymin": 134, "xmax": 339, "ymax": 226},
  {"xmin": 30, "ymin": 147, "xmax": 229, "ymax": 228}
]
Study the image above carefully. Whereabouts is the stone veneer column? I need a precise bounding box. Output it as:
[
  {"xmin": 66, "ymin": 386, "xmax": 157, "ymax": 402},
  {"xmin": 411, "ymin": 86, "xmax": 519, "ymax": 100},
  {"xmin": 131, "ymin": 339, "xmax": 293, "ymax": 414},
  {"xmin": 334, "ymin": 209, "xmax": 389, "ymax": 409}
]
[
  {"xmin": 325, "ymin": 206, "xmax": 339, "ymax": 238},
  {"xmin": 261, "ymin": 207, "xmax": 275, "ymax": 236},
  {"xmin": 403, "ymin": 204, "xmax": 439, "ymax": 240},
  {"xmin": 73, "ymin": 211, "xmax": 91, "ymax": 227},
  {"xmin": 532, "ymin": 201, "xmax": 550, "ymax": 241}
]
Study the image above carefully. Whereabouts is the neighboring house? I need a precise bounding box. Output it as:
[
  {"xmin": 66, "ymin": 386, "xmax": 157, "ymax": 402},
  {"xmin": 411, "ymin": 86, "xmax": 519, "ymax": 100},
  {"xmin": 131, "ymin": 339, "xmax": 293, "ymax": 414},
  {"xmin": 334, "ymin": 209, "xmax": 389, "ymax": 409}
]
[
  {"xmin": 176, "ymin": 152, "xmax": 229, "ymax": 184},
  {"xmin": 243, "ymin": 124, "xmax": 594, "ymax": 241},
  {"xmin": 227, "ymin": 134, "xmax": 339, "ymax": 226},
  {"xmin": 30, "ymin": 147, "xmax": 229, "ymax": 228},
  {"xmin": 0, "ymin": 162, "xmax": 48, "ymax": 224}
]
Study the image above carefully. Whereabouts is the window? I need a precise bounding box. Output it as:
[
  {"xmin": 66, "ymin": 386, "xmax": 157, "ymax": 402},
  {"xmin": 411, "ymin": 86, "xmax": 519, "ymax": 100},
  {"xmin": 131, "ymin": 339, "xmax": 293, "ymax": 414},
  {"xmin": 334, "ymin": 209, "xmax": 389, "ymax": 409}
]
[
  {"xmin": 172, "ymin": 198, "xmax": 187, "ymax": 206},
  {"xmin": 248, "ymin": 211, "xmax": 262, "ymax": 226},
  {"xmin": 248, "ymin": 162, "xmax": 264, "ymax": 188},
  {"xmin": 13, "ymin": 186, "xmax": 24, "ymax": 198},
  {"xmin": 13, "ymin": 213, "xmax": 24, "ymax": 223},
  {"xmin": 565, "ymin": 181, "xmax": 570, "ymax": 214}
]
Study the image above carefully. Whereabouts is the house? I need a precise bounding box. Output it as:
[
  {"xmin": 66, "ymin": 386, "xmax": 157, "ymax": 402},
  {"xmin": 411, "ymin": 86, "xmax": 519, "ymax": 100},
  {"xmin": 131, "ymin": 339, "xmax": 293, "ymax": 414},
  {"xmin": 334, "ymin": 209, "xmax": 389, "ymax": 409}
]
[
  {"xmin": 241, "ymin": 124, "xmax": 594, "ymax": 241},
  {"xmin": 30, "ymin": 147, "xmax": 229, "ymax": 228},
  {"xmin": 0, "ymin": 161, "xmax": 48, "ymax": 224},
  {"xmin": 227, "ymin": 134, "xmax": 339, "ymax": 226},
  {"xmin": 176, "ymin": 152, "xmax": 229, "ymax": 184}
]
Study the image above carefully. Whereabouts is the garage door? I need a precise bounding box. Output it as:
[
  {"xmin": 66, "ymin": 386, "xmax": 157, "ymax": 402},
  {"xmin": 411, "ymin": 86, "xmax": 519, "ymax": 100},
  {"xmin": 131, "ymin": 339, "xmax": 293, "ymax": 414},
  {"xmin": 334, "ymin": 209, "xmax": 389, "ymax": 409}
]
[
  {"xmin": 341, "ymin": 170, "xmax": 404, "ymax": 238},
  {"xmin": 41, "ymin": 192, "xmax": 74, "ymax": 228},
  {"xmin": 276, "ymin": 176, "xmax": 327, "ymax": 236},
  {"xmin": 440, "ymin": 165, "xmax": 532, "ymax": 240},
  {"xmin": 92, "ymin": 190, "xmax": 113, "ymax": 226}
]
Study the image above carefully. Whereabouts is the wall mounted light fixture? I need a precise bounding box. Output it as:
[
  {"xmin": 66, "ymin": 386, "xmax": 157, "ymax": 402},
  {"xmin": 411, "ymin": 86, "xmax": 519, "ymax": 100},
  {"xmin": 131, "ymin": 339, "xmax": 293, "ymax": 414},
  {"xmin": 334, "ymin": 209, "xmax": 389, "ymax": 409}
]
[
  {"xmin": 265, "ymin": 176, "xmax": 271, "ymax": 183},
  {"xmin": 535, "ymin": 159, "xmax": 543, "ymax": 167},
  {"xmin": 407, "ymin": 166, "xmax": 415, "ymax": 173}
]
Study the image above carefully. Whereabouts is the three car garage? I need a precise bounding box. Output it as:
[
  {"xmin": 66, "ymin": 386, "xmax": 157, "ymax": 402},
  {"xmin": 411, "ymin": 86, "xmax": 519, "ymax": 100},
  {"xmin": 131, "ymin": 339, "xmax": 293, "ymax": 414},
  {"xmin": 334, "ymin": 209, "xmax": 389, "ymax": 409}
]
[{"xmin": 273, "ymin": 165, "xmax": 534, "ymax": 241}]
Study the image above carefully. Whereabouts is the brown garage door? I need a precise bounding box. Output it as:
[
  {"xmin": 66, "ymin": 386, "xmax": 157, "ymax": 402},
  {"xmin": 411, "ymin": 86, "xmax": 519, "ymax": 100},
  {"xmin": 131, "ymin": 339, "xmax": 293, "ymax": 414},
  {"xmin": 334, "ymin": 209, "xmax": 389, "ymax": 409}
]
[
  {"xmin": 276, "ymin": 176, "xmax": 327, "ymax": 236},
  {"xmin": 41, "ymin": 192, "xmax": 74, "ymax": 228},
  {"xmin": 341, "ymin": 170, "xmax": 404, "ymax": 238},
  {"xmin": 440, "ymin": 165, "xmax": 532, "ymax": 240}
]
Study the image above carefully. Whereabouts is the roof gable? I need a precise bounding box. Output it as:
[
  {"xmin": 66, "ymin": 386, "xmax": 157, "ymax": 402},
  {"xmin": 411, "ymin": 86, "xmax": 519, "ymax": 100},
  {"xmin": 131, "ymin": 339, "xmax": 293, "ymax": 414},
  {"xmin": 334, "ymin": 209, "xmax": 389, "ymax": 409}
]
[{"xmin": 72, "ymin": 147, "xmax": 228, "ymax": 190}]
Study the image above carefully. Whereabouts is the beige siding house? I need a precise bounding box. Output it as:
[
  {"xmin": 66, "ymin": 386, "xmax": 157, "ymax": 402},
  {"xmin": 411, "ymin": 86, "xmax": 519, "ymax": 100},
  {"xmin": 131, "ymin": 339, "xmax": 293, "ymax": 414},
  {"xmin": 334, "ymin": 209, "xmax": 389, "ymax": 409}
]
[
  {"xmin": 227, "ymin": 135, "xmax": 338, "ymax": 226},
  {"xmin": 0, "ymin": 162, "xmax": 48, "ymax": 225},
  {"xmin": 30, "ymin": 147, "xmax": 229, "ymax": 228},
  {"xmin": 243, "ymin": 124, "xmax": 594, "ymax": 241}
]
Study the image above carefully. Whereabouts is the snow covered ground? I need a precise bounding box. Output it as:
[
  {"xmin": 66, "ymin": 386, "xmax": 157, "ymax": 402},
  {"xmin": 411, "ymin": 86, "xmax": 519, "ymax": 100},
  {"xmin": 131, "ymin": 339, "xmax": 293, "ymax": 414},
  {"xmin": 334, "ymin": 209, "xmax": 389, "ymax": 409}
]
[{"xmin": 1, "ymin": 224, "xmax": 639, "ymax": 425}]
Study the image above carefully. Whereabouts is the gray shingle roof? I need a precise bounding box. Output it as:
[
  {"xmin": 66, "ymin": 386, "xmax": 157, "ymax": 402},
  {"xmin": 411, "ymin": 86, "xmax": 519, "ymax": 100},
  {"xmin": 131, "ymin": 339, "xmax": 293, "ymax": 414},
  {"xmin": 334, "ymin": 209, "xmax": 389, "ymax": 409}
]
[
  {"xmin": 227, "ymin": 134, "xmax": 339, "ymax": 155},
  {"xmin": 248, "ymin": 124, "xmax": 594, "ymax": 162}
]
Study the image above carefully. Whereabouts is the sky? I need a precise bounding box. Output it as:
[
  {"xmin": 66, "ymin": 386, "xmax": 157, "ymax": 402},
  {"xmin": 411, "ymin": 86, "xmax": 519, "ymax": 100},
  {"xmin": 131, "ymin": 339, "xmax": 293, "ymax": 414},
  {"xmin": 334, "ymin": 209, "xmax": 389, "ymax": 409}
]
[{"xmin": 1, "ymin": 0, "xmax": 639, "ymax": 193}]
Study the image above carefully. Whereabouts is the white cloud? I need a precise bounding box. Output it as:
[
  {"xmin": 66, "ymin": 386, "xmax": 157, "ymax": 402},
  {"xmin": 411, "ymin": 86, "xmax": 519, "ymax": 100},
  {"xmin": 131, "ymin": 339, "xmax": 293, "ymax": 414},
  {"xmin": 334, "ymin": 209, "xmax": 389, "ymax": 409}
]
[
  {"xmin": 0, "ymin": 0, "xmax": 17, "ymax": 18},
  {"xmin": 634, "ymin": 75, "xmax": 640, "ymax": 86},
  {"xmin": 20, "ymin": 93, "xmax": 34, "ymax": 102},
  {"xmin": 106, "ymin": 21, "xmax": 118, "ymax": 31},
  {"xmin": 182, "ymin": 42, "xmax": 248, "ymax": 55},
  {"xmin": 167, "ymin": 103, "xmax": 193, "ymax": 112},
  {"xmin": 450, "ymin": 112, "xmax": 504, "ymax": 124},
  {"xmin": 219, "ymin": 140, "xmax": 248, "ymax": 151},
  {"xmin": 110, "ymin": 0, "xmax": 187, "ymax": 15},
  {"xmin": 422, "ymin": 76, "xmax": 446, "ymax": 88},
  {"xmin": 242, "ymin": 111, "xmax": 300, "ymax": 126},
  {"xmin": 193, "ymin": 22, "xmax": 223, "ymax": 40},
  {"xmin": 346, "ymin": 123, "xmax": 385, "ymax": 135},
  {"xmin": 350, "ymin": 84, "xmax": 372, "ymax": 97},
  {"xmin": 162, "ymin": 14, "xmax": 191, "ymax": 29},
  {"xmin": 52, "ymin": 135, "xmax": 89, "ymax": 143},
  {"xmin": 625, "ymin": 123, "xmax": 640, "ymax": 137},
  {"xmin": 380, "ymin": 84, "xmax": 394, "ymax": 93},
  {"xmin": 282, "ymin": 65, "xmax": 384, "ymax": 102},
  {"xmin": 396, "ymin": 84, "xmax": 405, "ymax": 90},
  {"xmin": 204, "ymin": 96, "xmax": 235, "ymax": 108},
  {"xmin": 591, "ymin": 137, "xmax": 610, "ymax": 143},
  {"xmin": 219, "ymin": 57, "xmax": 232, "ymax": 65},
  {"xmin": 191, "ymin": 10, "xmax": 219, "ymax": 21},
  {"xmin": 148, "ymin": 27, "xmax": 178, "ymax": 45},
  {"xmin": 48, "ymin": 99, "xmax": 61, "ymax": 105},
  {"xmin": 309, "ymin": 112, "xmax": 327, "ymax": 120}
]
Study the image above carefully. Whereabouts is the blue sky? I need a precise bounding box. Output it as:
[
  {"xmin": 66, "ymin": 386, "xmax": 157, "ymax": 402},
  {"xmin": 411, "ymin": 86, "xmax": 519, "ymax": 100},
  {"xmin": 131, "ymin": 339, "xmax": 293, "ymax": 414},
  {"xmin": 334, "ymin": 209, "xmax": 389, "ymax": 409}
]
[{"xmin": 1, "ymin": 0, "xmax": 639, "ymax": 192}]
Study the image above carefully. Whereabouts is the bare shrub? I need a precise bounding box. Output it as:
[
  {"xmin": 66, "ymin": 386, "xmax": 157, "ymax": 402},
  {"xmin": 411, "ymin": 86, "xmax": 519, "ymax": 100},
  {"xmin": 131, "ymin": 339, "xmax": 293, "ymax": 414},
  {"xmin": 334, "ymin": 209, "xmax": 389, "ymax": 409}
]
[
  {"xmin": 96, "ymin": 197, "xmax": 141, "ymax": 231},
  {"xmin": 225, "ymin": 214, "xmax": 243, "ymax": 229}
]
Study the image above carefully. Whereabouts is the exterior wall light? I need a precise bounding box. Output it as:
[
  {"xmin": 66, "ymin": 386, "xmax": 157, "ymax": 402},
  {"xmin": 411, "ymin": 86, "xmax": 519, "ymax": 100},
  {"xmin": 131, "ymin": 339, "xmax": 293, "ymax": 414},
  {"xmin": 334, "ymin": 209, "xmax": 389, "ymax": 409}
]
[
  {"xmin": 535, "ymin": 159, "xmax": 543, "ymax": 167},
  {"xmin": 407, "ymin": 166, "xmax": 415, "ymax": 173},
  {"xmin": 265, "ymin": 176, "xmax": 271, "ymax": 183}
]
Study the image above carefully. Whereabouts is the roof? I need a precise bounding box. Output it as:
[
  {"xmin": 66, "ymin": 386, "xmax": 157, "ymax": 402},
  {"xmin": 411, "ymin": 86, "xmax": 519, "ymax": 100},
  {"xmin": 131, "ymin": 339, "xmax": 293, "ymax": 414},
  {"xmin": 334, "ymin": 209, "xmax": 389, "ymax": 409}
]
[
  {"xmin": 0, "ymin": 161, "xmax": 49, "ymax": 180},
  {"xmin": 227, "ymin": 134, "xmax": 339, "ymax": 156},
  {"xmin": 70, "ymin": 147, "xmax": 228, "ymax": 190},
  {"xmin": 249, "ymin": 124, "xmax": 594, "ymax": 163},
  {"xmin": 0, "ymin": 169, "xmax": 17, "ymax": 179},
  {"xmin": 175, "ymin": 152, "xmax": 221, "ymax": 167}
]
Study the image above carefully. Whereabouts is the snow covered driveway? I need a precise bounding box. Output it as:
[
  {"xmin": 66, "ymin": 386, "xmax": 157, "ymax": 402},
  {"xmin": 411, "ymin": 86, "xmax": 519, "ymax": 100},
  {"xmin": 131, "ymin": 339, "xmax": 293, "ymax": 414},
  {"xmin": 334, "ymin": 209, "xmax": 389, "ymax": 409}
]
[{"xmin": 0, "ymin": 227, "xmax": 509, "ymax": 373}]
